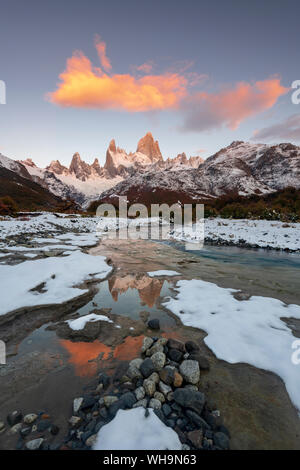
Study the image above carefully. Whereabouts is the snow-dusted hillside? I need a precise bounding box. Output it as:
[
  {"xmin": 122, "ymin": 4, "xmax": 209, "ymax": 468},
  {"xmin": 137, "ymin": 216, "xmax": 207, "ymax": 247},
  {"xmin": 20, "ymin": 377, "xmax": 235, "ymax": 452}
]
[{"xmin": 98, "ymin": 141, "xmax": 300, "ymax": 205}]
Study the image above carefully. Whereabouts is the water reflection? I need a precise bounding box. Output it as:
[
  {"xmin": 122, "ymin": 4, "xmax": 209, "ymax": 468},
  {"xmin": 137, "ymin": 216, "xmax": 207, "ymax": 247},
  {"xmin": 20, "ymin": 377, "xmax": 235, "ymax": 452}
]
[{"xmin": 108, "ymin": 274, "xmax": 164, "ymax": 307}]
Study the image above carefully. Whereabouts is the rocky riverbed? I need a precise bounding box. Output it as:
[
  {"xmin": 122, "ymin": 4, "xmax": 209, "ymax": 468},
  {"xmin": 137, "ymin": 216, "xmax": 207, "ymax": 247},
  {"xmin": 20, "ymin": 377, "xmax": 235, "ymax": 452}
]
[{"xmin": 1, "ymin": 331, "xmax": 230, "ymax": 451}]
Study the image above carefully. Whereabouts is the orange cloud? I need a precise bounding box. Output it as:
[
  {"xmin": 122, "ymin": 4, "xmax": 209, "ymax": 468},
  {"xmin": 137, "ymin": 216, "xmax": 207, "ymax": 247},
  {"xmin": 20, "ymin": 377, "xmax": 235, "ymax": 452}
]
[
  {"xmin": 182, "ymin": 78, "xmax": 289, "ymax": 131},
  {"xmin": 133, "ymin": 61, "xmax": 155, "ymax": 74},
  {"xmin": 94, "ymin": 34, "xmax": 112, "ymax": 72},
  {"xmin": 48, "ymin": 46, "xmax": 187, "ymax": 111}
]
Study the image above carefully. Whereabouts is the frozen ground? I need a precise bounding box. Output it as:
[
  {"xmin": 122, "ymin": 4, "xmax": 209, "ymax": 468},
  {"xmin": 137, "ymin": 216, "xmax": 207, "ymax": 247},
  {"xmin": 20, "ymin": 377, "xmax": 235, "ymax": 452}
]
[
  {"xmin": 163, "ymin": 279, "xmax": 300, "ymax": 411},
  {"xmin": 169, "ymin": 218, "xmax": 300, "ymax": 251}
]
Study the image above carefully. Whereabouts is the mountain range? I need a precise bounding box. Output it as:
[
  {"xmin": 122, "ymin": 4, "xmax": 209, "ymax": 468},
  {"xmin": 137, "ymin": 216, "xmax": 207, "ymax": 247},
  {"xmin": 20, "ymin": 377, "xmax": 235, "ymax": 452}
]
[{"xmin": 0, "ymin": 133, "xmax": 300, "ymax": 211}]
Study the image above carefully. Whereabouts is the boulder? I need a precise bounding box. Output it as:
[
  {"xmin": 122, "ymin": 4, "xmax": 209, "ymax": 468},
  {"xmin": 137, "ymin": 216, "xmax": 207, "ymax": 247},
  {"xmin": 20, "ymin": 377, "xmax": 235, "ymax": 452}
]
[
  {"xmin": 173, "ymin": 389, "xmax": 205, "ymax": 415},
  {"xmin": 179, "ymin": 360, "xmax": 200, "ymax": 384}
]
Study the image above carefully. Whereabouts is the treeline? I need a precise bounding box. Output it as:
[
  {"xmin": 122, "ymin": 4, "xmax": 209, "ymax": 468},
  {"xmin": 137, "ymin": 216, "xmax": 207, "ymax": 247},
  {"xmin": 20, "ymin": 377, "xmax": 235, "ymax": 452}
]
[{"xmin": 204, "ymin": 187, "xmax": 300, "ymax": 222}]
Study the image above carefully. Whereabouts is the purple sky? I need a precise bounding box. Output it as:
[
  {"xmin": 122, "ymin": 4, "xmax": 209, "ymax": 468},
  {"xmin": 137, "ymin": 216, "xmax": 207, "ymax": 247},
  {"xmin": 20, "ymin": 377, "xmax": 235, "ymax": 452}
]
[{"xmin": 0, "ymin": 0, "xmax": 299, "ymax": 167}]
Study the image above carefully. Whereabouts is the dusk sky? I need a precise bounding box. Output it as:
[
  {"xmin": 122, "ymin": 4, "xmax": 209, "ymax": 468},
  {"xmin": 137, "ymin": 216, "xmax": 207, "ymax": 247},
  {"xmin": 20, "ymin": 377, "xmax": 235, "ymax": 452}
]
[{"xmin": 0, "ymin": 0, "xmax": 299, "ymax": 167}]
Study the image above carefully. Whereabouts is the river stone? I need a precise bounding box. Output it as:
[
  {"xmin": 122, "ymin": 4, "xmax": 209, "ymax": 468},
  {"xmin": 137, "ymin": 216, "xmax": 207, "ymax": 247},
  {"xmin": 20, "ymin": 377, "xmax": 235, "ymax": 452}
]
[
  {"xmin": 213, "ymin": 432, "xmax": 230, "ymax": 450},
  {"xmin": 127, "ymin": 358, "xmax": 143, "ymax": 379},
  {"xmin": 146, "ymin": 338, "xmax": 167, "ymax": 356},
  {"xmin": 25, "ymin": 438, "xmax": 44, "ymax": 450},
  {"xmin": 140, "ymin": 358, "xmax": 155, "ymax": 378},
  {"xmin": 154, "ymin": 391, "xmax": 165, "ymax": 403},
  {"xmin": 158, "ymin": 381, "xmax": 172, "ymax": 396},
  {"xmin": 73, "ymin": 398, "xmax": 83, "ymax": 414},
  {"xmin": 168, "ymin": 348, "xmax": 183, "ymax": 363},
  {"xmin": 20, "ymin": 426, "xmax": 32, "ymax": 438},
  {"xmin": 134, "ymin": 386, "xmax": 145, "ymax": 401},
  {"xmin": 69, "ymin": 416, "xmax": 82, "ymax": 427},
  {"xmin": 103, "ymin": 396, "xmax": 118, "ymax": 407},
  {"xmin": 148, "ymin": 372, "xmax": 160, "ymax": 384},
  {"xmin": 167, "ymin": 338, "xmax": 185, "ymax": 352},
  {"xmin": 179, "ymin": 360, "xmax": 200, "ymax": 384},
  {"xmin": 185, "ymin": 341, "xmax": 200, "ymax": 353},
  {"xmin": 141, "ymin": 337, "xmax": 154, "ymax": 353},
  {"xmin": 188, "ymin": 353, "xmax": 210, "ymax": 371},
  {"xmin": 151, "ymin": 352, "xmax": 166, "ymax": 371},
  {"xmin": 143, "ymin": 378, "xmax": 156, "ymax": 396},
  {"xmin": 162, "ymin": 404, "xmax": 172, "ymax": 417},
  {"xmin": 8, "ymin": 423, "xmax": 22, "ymax": 435},
  {"xmin": 173, "ymin": 389, "xmax": 205, "ymax": 415},
  {"xmin": 159, "ymin": 366, "xmax": 175, "ymax": 385},
  {"xmin": 148, "ymin": 319, "xmax": 160, "ymax": 330},
  {"xmin": 24, "ymin": 413, "xmax": 38, "ymax": 425},
  {"xmin": 98, "ymin": 372, "xmax": 110, "ymax": 389},
  {"xmin": 121, "ymin": 392, "xmax": 136, "ymax": 408},
  {"xmin": 173, "ymin": 371, "xmax": 183, "ymax": 387},
  {"xmin": 184, "ymin": 384, "xmax": 198, "ymax": 391},
  {"xmin": 186, "ymin": 410, "xmax": 210, "ymax": 430},
  {"xmin": 133, "ymin": 399, "xmax": 148, "ymax": 408},
  {"xmin": 7, "ymin": 410, "xmax": 22, "ymax": 426},
  {"xmin": 85, "ymin": 434, "xmax": 98, "ymax": 447},
  {"xmin": 187, "ymin": 430, "xmax": 203, "ymax": 449},
  {"xmin": 149, "ymin": 398, "xmax": 162, "ymax": 410}
]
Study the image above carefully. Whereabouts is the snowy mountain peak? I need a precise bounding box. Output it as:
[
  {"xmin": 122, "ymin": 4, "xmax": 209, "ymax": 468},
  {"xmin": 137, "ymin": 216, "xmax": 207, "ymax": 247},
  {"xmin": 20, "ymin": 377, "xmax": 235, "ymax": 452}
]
[
  {"xmin": 108, "ymin": 139, "xmax": 117, "ymax": 152},
  {"xmin": 136, "ymin": 132, "xmax": 163, "ymax": 162},
  {"xmin": 46, "ymin": 160, "xmax": 69, "ymax": 175},
  {"xmin": 19, "ymin": 158, "xmax": 37, "ymax": 168}
]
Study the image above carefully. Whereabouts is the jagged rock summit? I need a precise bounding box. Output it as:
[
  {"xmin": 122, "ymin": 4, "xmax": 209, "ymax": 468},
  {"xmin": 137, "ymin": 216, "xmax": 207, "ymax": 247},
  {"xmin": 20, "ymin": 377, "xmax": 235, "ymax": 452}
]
[{"xmin": 136, "ymin": 132, "xmax": 163, "ymax": 162}]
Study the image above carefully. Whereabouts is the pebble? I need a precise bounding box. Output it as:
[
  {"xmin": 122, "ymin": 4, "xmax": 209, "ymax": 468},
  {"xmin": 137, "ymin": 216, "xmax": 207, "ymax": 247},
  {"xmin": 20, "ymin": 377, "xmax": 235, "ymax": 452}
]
[
  {"xmin": 73, "ymin": 397, "xmax": 83, "ymax": 413},
  {"xmin": 133, "ymin": 399, "xmax": 148, "ymax": 408},
  {"xmin": 151, "ymin": 352, "xmax": 166, "ymax": 371},
  {"xmin": 159, "ymin": 366, "xmax": 175, "ymax": 385},
  {"xmin": 140, "ymin": 358, "xmax": 155, "ymax": 378},
  {"xmin": 103, "ymin": 396, "xmax": 118, "ymax": 407},
  {"xmin": 134, "ymin": 386, "xmax": 146, "ymax": 401},
  {"xmin": 8, "ymin": 423, "xmax": 22, "ymax": 435},
  {"xmin": 185, "ymin": 341, "xmax": 200, "ymax": 353},
  {"xmin": 69, "ymin": 416, "xmax": 82, "ymax": 427},
  {"xmin": 158, "ymin": 381, "xmax": 172, "ymax": 396},
  {"xmin": 24, "ymin": 413, "xmax": 38, "ymax": 425},
  {"xmin": 167, "ymin": 338, "xmax": 185, "ymax": 352},
  {"xmin": 25, "ymin": 438, "xmax": 44, "ymax": 450},
  {"xmin": 149, "ymin": 399, "xmax": 162, "ymax": 410},
  {"xmin": 85, "ymin": 434, "xmax": 97, "ymax": 447},
  {"xmin": 7, "ymin": 410, "xmax": 22, "ymax": 426},
  {"xmin": 173, "ymin": 371, "xmax": 183, "ymax": 387},
  {"xmin": 179, "ymin": 360, "xmax": 200, "ymax": 384},
  {"xmin": 153, "ymin": 391, "xmax": 165, "ymax": 403},
  {"xmin": 141, "ymin": 337, "xmax": 154, "ymax": 353},
  {"xmin": 148, "ymin": 372, "xmax": 160, "ymax": 384},
  {"xmin": 143, "ymin": 378, "xmax": 156, "ymax": 396}
]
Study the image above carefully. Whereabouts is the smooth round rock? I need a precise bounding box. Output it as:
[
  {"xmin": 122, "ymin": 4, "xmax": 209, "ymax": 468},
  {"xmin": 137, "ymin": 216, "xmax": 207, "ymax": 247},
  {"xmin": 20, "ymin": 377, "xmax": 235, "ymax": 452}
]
[{"xmin": 179, "ymin": 360, "xmax": 200, "ymax": 384}]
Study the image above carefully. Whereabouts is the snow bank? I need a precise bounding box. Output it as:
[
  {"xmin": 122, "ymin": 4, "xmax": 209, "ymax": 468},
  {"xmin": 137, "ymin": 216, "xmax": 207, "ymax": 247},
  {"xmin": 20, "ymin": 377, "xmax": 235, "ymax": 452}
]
[
  {"xmin": 163, "ymin": 279, "xmax": 300, "ymax": 411},
  {"xmin": 170, "ymin": 218, "xmax": 300, "ymax": 251},
  {"xmin": 93, "ymin": 408, "xmax": 182, "ymax": 450},
  {"xmin": 67, "ymin": 313, "xmax": 113, "ymax": 330},
  {"xmin": 0, "ymin": 250, "xmax": 112, "ymax": 316},
  {"xmin": 147, "ymin": 270, "xmax": 181, "ymax": 277}
]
